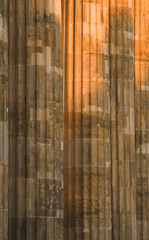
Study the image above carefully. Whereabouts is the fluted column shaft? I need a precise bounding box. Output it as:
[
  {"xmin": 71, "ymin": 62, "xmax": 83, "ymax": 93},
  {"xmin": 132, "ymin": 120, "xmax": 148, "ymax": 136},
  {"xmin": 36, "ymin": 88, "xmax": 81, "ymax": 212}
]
[
  {"xmin": 63, "ymin": 1, "xmax": 111, "ymax": 239},
  {"xmin": 63, "ymin": 1, "xmax": 136, "ymax": 240},
  {"xmin": 8, "ymin": 0, "xmax": 63, "ymax": 239}
]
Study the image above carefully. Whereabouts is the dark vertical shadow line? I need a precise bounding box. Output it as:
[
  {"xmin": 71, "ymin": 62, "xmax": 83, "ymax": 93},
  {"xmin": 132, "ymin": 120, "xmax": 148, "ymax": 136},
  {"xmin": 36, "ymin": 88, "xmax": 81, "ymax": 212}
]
[
  {"xmin": 35, "ymin": 0, "xmax": 38, "ymax": 237},
  {"xmin": 145, "ymin": 1, "xmax": 149, "ymax": 236},
  {"xmin": 64, "ymin": 0, "xmax": 69, "ymax": 238},
  {"xmin": 115, "ymin": 0, "xmax": 120, "ymax": 238},
  {"xmin": 125, "ymin": 3, "xmax": 128, "ymax": 240},
  {"xmin": 127, "ymin": 2, "xmax": 131, "ymax": 238},
  {"xmin": 73, "ymin": 0, "xmax": 76, "ymax": 237},
  {"xmin": 109, "ymin": 0, "xmax": 113, "ymax": 239},
  {"xmin": 73, "ymin": 0, "xmax": 75, "ymax": 238},
  {"xmin": 2, "ymin": 0, "xmax": 4, "ymax": 237},
  {"xmin": 122, "ymin": 1, "xmax": 127, "ymax": 239},
  {"xmin": 145, "ymin": 1, "xmax": 148, "ymax": 236},
  {"xmin": 62, "ymin": 1, "xmax": 66, "ymax": 238},
  {"xmin": 133, "ymin": 1, "xmax": 137, "ymax": 239},
  {"xmin": 8, "ymin": 0, "xmax": 10, "ymax": 237},
  {"xmin": 54, "ymin": 5, "xmax": 56, "ymax": 239},
  {"xmin": 25, "ymin": 0, "xmax": 27, "ymax": 238},
  {"xmin": 81, "ymin": 0, "xmax": 83, "ymax": 238},
  {"xmin": 139, "ymin": 0, "xmax": 143, "ymax": 238},
  {"xmin": 89, "ymin": 1, "xmax": 91, "ymax": 239},
  {"xmin": 102, "ymin": 1, "xmax": 106, "ymax": 237},
  {"xmin": 44, "ymin": 0, "xmax": 47, "ymax": 238},
  {"xmin": 15, "ymin": 0, "xmax": 18, "ymax": 237},
  {"xmin": 96, "ymin": 0, "xmax": 99, "ymax": 239}
]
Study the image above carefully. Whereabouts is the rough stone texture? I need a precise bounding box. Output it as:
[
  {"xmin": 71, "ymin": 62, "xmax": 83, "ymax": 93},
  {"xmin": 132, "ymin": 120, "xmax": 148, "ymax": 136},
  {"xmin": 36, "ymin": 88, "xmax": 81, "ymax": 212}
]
[
  {"xmin": 63, "ymin": 1, "xmax": 111, "ymax": 239},
  {"xmin": 8, "ymin": 0, "xmax": 63, "ymax": 239},
  {"xmin": 0, "ymin": 0, "xmax": 149, "ymax": 239}
]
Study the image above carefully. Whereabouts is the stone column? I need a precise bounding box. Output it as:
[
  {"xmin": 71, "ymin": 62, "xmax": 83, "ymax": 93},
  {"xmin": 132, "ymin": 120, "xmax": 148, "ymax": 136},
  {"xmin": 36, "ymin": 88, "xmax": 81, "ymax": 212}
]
[
  {"xmin": 63, "ymin": 0, "xmax": 136, "ymax": 239},
  {"xmin": 63, "ymin": 1, "xmax": 111, "ymax": 239},
  {"xmin": 8, "ymin": 0, "xmax": 63, "ymax": 239}
]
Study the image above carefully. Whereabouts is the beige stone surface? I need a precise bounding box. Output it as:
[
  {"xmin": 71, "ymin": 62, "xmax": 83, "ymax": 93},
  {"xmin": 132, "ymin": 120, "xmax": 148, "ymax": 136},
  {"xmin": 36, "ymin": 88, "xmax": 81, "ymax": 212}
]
[
  {"xmin": 8, "ymin": 0, "xmax": 63, "ymax": 239},
  {"xmin": 0, "ymin": 0, "xmax": 149, "ymax": 239}
]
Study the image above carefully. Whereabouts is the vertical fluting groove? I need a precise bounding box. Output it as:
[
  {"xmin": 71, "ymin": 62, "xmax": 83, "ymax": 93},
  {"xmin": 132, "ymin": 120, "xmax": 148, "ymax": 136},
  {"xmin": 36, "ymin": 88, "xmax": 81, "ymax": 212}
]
[
  {"xmin": 146, "ymin": 2, "xmax": 149, "ymax": 238},
  {"xmin": 73, "ymin": 0, "xmax": 76, "ymax": 239},
  {"xmin": 110, "ymin": 0, "xmax": 119, "ymax": 239},
  {"xmin": 82, "ymin": 0, "xmax": 91, "ymax": 239},
  {"xmin": 98, "ymin": 0, "xmax": 101, "ymax": 235},
  {"xmin": 123, "ymin": 0, "xmax": 126, "ymax": 238},
  {"xmin": 132, "ymin": 2, "xmax": 137, "ymax": 240},
  {"xmin": 117, "ymin": 0, "xmax": 124, "ymax": 239},
  {"xmin": 90, "ymin": 0, "xmax": 97, "ymax": 239},
  {"xmin": 103, "ymin": 1, "xmax": 106, "ymax": 239},
  {"xmin": 44, "ymin": 0, "xmax": 47, "ymax": 240},
  {"xmin": 64, "ymin": 0, "xmax": 69, "ymax": 238},
  {"xmin": 95, "ymin": 1, "xmax": 99, "ymax": 239},
  {"xmin": 142, "ymin": 2, "xmax": 147, "ymax": 239},
  {"xmin": 35, "ymin": 0, "xmax": 38, "ymax": 237},
  {"xmin": 96, "ymin": 2, "xmax": 99, "ymax": 239},
  {"xmin": 115, "ymin": 1, "xmax": 120, "ymax": 239},
  {"xmin": 8, "ymin": 0, "xmax": 10, "ymax": 236},
  {"xmin": 16, "ymin": 0, "xmax": 18, "ymax": 236},
  {"xmin": 26, "ymin": 0, "xmax": 37, "ymax": 238},
  {"xmin": 147, "ymin": 1, "xmax": 149, "ymax": 237},
  {"xmin": 72, "ymin": 0, "xmax": 75, "ymax": 237},
  {"xmin": 127, "ymin": 0, "xmax": 130, "ymax": 238},
  {"xmin": 109, "ymin": 1, "xmax": 113, "ymax": 239},
  {"xmin": 64, "ymin": 0, "xmax": 75, "ymax": 238},
  {"xmin": 99, "ymin": 2, "xmax": 105, "ymax": 239},
  {"xmin": 145, "ymin": 1, "xmax": 148, "ymax": 237},
  {"xmin": 103, "ymin": 1, "xmax": 106, "ymax": 238},
  {"xmin": 14, "ymin": 0, "xmax": 17, "ymax": 237},
  {"xmin": 135, "ymin": 0, "xmax": 141, "ymax": 239},
  {"xmin": 144, "ymin": 2, "xmax": 148, "ymax": 238},
  {"xmin": 8, "ymin": 0, "xmax": 17, "ymax": 238},
  {"xmin": 104, "ymin": 0, "xmax": 111, "ymax": 239},
  {"xmin": 53, "ymin": 3, "xmax": 56, "ymax": 238},
  {"xmin": 0, "ymin": 0, "xmax": 8, "ymax": 238},
  {"xmin": 36, "ymin": 0, "xmax": 43, "ymax": 237},
  {"xmin": 16, "ymin": 0, "xmax": 26, "ymax": 237},
  {"xmin": 88, "ymin": 0, "xmax": 91, "ymax": 238},
  {"xmin": 25, "ymin": 0, "xmax": 27, "ymax": 237},
  {"xmin": 140, "ymin": 2, "xmax": 143, "ymax": 238},
  {"xmin": 127, "ymin": 1, "xmax": 131, "ymax": 238},
  {"xmin": 139, "ymin": 0, "xmax": 142, "ymax": 238},
  {"xmin": 140, "ymin": 1, "xmax": 142, "ymax": 238},
  {"xmin": 140, "ymin": 1, "xmax": 143, "ymax": 238},
  {"xmin": 74, "ymin": 0, "xmax": 83, "ymax": 238},
  {"xmin": 89, "ymin": 1, "xmax": 91, "ymax": 239},
  {"xmin": 123, "ymin": 1, "xmax": 126, "ymax": 238},
  {"xmin": 44, "ymin": 0, "xmax": 47, "ymax": 239},
  {"xmin": 139, "ymin": 1, "xmax": 149, "ymax": 239},
  {"xmin": 81, "ymin": 0, "xmax": 83, "ymax": 238},
  {"xmin": 125, "ymin": 1, "xmax": 129, "ymax": 239}
]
